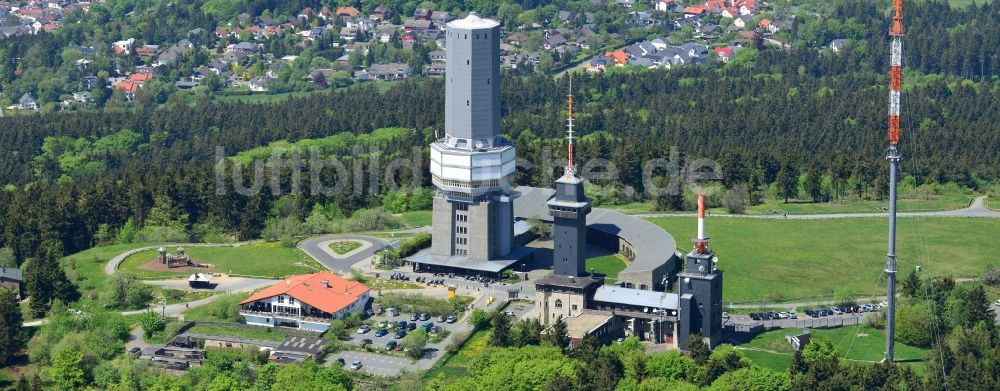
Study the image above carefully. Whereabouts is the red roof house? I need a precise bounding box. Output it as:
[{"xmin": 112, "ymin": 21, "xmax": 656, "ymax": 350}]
[{"xmin": 240, "ymin": 271, "xmax": 371, "ymax": 331}]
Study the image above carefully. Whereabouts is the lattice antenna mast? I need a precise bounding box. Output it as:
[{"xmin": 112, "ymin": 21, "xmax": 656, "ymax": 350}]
[
  {"xmin": 566, "ymin": 76, "xmax": 576, "ymax": 175},
  {"xmin": 885, "ymin": 0, "xmax": 904, "ymax": 363}
]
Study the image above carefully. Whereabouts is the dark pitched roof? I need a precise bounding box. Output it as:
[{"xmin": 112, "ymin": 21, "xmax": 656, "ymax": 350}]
[{"xmin": 0, "ymin": 267, "xmax": 21, "ymax": 282}]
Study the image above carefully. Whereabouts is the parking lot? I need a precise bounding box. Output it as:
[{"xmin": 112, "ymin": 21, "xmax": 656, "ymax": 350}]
[{"xmin": 729, "ymin": 303, "xmax": 883, "ymax": 329}]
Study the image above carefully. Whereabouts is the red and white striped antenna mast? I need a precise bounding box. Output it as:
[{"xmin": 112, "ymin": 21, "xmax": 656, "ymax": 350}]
[
  {"xmin": 566, "ymin": 76, "xmax": 576, "ymax": 175},
  {"xmin": 884, "ymin": 0, "xmax": 904, "ymax": 363}
]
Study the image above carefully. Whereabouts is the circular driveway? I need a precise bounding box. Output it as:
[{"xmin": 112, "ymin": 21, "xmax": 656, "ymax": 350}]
[{"xmin": 298, "ymin": 235, "xmax": 387, "ymax": 274}]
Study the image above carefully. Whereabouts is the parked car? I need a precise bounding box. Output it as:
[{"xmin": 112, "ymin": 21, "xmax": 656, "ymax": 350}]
[
  {"xmin": 397, "ymin": 320, "xmax": 408, "ymax": 330},
  {"xmin": 788, "ymin": 311, "xmax": 798, "ymax": 319},
  {"xmin": 386, "ymin": 340, "xmax": 397, "ymax": 350},
  {"xmin": 778, "ymin": 312, "xmax": 789, "ymax": 319},
  {"xmin": 437, "ymin": 315, "xmax": 446, "ymax": 323},
  {"xmin": 721, "ymin": 312, "xmax": 730, "ymax": 319},
  {"xmin": 361, "ymin": 338, "xmax": 373, "ymax": 345},
  {"xmin": 128, "ymin": 347, "xmax": 141, "ymax": 357},
  {"xmin": 395, "ymin": 329, "xmax": 407, "ymax": 339},
  {"xmin": 419, "ymin": 313, "xmax": 430, "ymax": 321},
  {"xmin": 446, "ymin": 315, "xmax": 457, "ymax": 323},
  {"xmin": 386, "ymin": 307, "xmax": 399, "ymax": 317},
  {"xmin": 356, "ymin": 325, "xmax": 371, "ymax": 334},
  {"xmin": 410, "ymin": 314, "xmax": 418, "ymax": 321},
  {"xmin": 350, "ymin": 360, "xmax": 363, "ymax": 370},
  {"xmin": 378, "ymin": 321, "xmax": 389, "ymax": 329},
  {"xmin": 407, "ymin": 322, "xmax": 417, "ymax": 331},
  {"xmin": 749, "ymin": 313, "xmax": 761, "ymax": 321},
  {"xmin": 374, "ymin": 328, "xmax": 388, "ymax": 337}
]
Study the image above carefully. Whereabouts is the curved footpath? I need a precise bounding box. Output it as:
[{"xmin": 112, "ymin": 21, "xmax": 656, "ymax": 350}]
[
  {"xmin": 297, "ymin": 235, "xmax": 387, "ymax": 274},
  {"xmin": 633, "ymin": 196, "xmax": 1000, "ymax": 220}
]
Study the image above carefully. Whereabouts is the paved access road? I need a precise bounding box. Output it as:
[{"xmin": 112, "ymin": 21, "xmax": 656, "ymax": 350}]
[
  {"xmin": 328, "ymin": 350, "xmax": 416, "ymax": 376},
  {"xmin": 298, "ymin": 235, "xmax": 387, "ymax": 274}
]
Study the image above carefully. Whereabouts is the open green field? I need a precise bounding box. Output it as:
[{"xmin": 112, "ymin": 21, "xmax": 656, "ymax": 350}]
[
  {"xmin": 119, "ymin": 242, "xmax": 318, "ymax": 278},
  {"xmin": 61, "ymin": 242, "xmax": 161, "ymax": 304},
  {"xmin": 746, "ymin": 194, "xmax": 973, "ymax": 215},
  {"xmin": 740, "ymin": 326, "xmax": 930, "ymax": 372},
  {"xmin": 586, "ymin": 254, "xmax": 628, "ymax": 284},
  {"xmin": 399, "ymin": 210, "xmax": 432, "ymax": 227},
  {"xmin": 648, "ymin": 216, "xmax": 1000, "ymax": 303},
  {"xmin": 603, "ymin": 194, "xmax": 973, "ymax": 216}
]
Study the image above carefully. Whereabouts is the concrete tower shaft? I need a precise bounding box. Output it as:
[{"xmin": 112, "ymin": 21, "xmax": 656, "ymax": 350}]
[{"xmin": 444, "ymin": 16, "xmax": 502, "ymax": 146}]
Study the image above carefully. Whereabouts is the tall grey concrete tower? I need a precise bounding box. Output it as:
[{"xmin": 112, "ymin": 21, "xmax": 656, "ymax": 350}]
[
  {"xmin": 548, "ymin": 78, "xmax": 591, "ymax": 277},
  {"xmin": 429, "ymin": 15, "xmax": 516, "ymax": 260}
]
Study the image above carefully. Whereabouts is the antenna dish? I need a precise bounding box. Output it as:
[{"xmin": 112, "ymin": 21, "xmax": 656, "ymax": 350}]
[
  {"xmin": 712, "ymin": 256, "xmax": 719, "ymax": 263},
  {"xmin": 699, "ymin": 265, "xmax": 706, "ymax": 273}
]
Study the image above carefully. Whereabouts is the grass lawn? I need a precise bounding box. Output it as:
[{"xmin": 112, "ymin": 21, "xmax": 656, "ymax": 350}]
[
  {"xmin": 648, "ymin": 216, "xmax": 1000, "ymax": 303},
  {"xmin": 399, "ymin": 210, "xmax": 432, "ymax": 228},
  {"xmin": 363, "ymin": 278, "xmax": 423, "ymax": 290},
  {"xmin": 159, "ymin": 289, "xmax": 214, "ymax": 305},
  {"xmin": 423, "ymin": 327, "xmax": 492, "ymax": 384},
  {"xmin": 119, "ymin": 242, "xmax": 318, "ymax": 278},
  {"xmin": 182, "ymin": 293, "xmax": 251, "ymax": 322},
  {"xmin": 586, "ymin": 254, "xmax": 628, "ymax": 284},
  {"xmin": 604, "ymin": 195, "xmax": 973, "ymax": 216},
  {"xmin": 185, "ymin": 323, "xmax": 291, "ymax": 342},
  {"xmin": 745, "ymin": 194, "xmax": 973, "ymax": 215},
  {"xmin": 740, "ymin": 326, "xmax": 930, "ymax": 372},
  {"xmin": 61, "ymin": 242, "xmax": 160, "ymax": 305},
  {"xmin": 329, "ymin": 240, "xmax": 363, "ymax": 255}
]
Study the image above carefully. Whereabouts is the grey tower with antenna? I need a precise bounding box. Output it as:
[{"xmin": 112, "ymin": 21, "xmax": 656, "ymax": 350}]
[
  {"xmin": 548, "ymin": 78, "xmax": 591, "ymax": 277},
  {"xmin": 429, "ymin": 15, "xmax": 516, "ymax": 260}
]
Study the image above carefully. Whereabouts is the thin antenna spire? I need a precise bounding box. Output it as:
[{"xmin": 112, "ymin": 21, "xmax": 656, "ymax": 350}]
[{"xmin": 566, "ymin": 75, "xmax": 576, "ymax": 174}]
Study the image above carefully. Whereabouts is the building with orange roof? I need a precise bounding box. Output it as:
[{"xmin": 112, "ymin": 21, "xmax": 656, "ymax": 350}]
[
  {"xmin": 239, "ymin": 271, "xmax": 370, "ymax": 331},
  {"xmin": 336, "ymin": 6, "xmax": 360, "ymax": 17},
  {"xmin": 605, "ymin": 49, "xmax": 628, "ymax": 66},
  {"xmin": 129, "ymin": 73, "xmax": 153, "ymax": 82},
  {"xmin": 116, "ymin": 81, "xmax": 141, "ymax": 93}
]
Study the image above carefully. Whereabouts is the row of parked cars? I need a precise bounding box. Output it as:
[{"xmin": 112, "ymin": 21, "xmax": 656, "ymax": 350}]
[
  {"xmin": 749, "ymin": 311, "xmax": 797, "ymax": 321},
  {"xmin": 804, "ymin": 303, "xmax": 883, "ymax": 317}
]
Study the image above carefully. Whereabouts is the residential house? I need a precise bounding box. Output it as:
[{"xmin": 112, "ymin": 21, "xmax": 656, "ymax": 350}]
[
  {"xmin": 240, "ymin": 271, "xmax": 370, "ymax": 332},
  {"xmin": 555, "ymin": 45, "xmax": 580, "ymax": 57},
  {"xmin": 403, "ymin": 18, "xmax": 433, "ymax": 33},
  {"xmin": 339, "ymin": 27, "xmax": 358, "ymax": 41},
  {"xmin": 427, "ymin": 61, "xmax": 446, "ymax": 76},
  {"xmin": 371, "ymin": 5, "xmax": 391, "ymax": 21},
  {"xmin": 401, "ymin": 34, "xmax": 416, "ymax": 49},
  {"xmin": 116, "ymin": 81, "xmax": 141, "ymax": 99},
  {"xmin": 544, "ymin": 34, "xmax": 567, "ymax": 50},
  {"xmin": 72, "ymin": 91, "xmax": 92, "ymax": 103},
  {"xmin": 335, "ymin": 6, "xmax": 359, "ymax": 18},
  {"xmin": 605, "ymin": 50, "xmax": 628, "ymax": 66},
  {"xmin": 759, "ymin": 19, "xmax": 779, "ymax": 34},
  {"xmin": 733, "ymin": 15, "xmax": 753, "ymax": 29},
  {"xmin": 558, "ymin": 10, "xmax": 573, "ymax": 22},
  {"xmin": 248, "ymin": 76, "xmax": 274, "ymax": 92},
  {"xmin": 650, "ymin": 37, "xmax": 670, "ymax": 51},
  {"xmin": 655, "ymin": 0, "xmax": 676, "ymax": 12},
  {"xmin": 112, "ymin": 38, "xmax": 135, "ymax": 54},
  {"xmin": 135, "ymin": 45, "xmax": 159, "ymax": 58},
  {"xmin": 378, "ymin": 26, "xmax": 398, "ymax": 43},
  {"xmin": 0, "ymin": 267, "xmax": 22, "ymax": 299},
  {"xmin": 588, "ymin": 55, "xmax": 611, "ymax": 72},
  {"xmin": 230, "ymin": 41, "xmax": 259, "ymax": 54},
  {"xmin": 506, "ymin": 32, "xmax": 528, "ymax": 46},
  {"xmin": 413, "ymin": 8, "xmax": 431, "ymax": 20},
  {"xmin": 684, "ymin": 5, "xmax": 706, "ymax": 17},
  {"xmin": 429, "ymin": 50, "xmax": 446, "ymax": 62},
  {"xmin": 18, "ymin": 93, "xmax": 37, "ymax": 110},
  {"xmin": 431, "ymin": 11, "xmax": 450, "ymax": 27},
  {"xmin": 156, "ymin": 40, "xmax": 193, "ymax": 67},
  {"xmin": 713, "ymin": 46, "xmax": 733, "ymax": 62},
  {"xmin": 616, "ymin": 0, "xmax": 636, "ymax": 7},
  {"xmin": 829, "ymin": 39, "xmax": 848, "ymax": 52},
  {"xmin": 297, "ymin": 7, "xmax": 315, "ymax": 20},
  {"xmin": 368, "ymin": 63, "xmax": 412, "ymax": 80}
]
